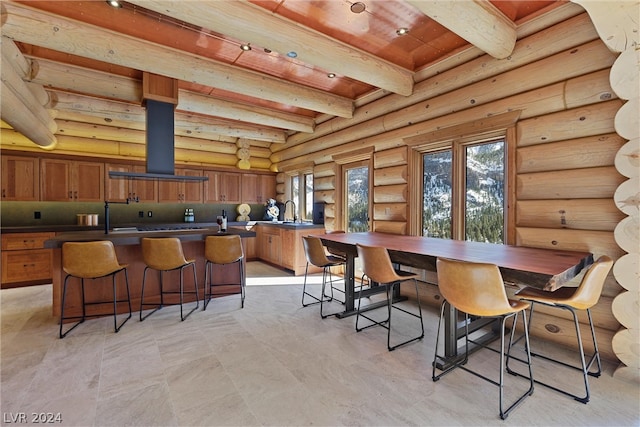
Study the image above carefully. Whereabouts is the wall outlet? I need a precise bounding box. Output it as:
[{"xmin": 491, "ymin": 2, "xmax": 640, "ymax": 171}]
[
  {"xmin": 34, "ymin": 211, "xmax": 41, "ymax": 219},
  {"xmin": 138, "ymin": 211, "xmax": 144, "ymax": 218},
  {"xmin": 147, "ymin": 211, "xmax": 152, "ymax": 217}
]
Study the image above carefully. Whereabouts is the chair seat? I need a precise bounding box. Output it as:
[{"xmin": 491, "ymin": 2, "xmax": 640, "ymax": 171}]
[{"xmin": 517, "ymin": 286, "xmax": 579, "ymax": 305}]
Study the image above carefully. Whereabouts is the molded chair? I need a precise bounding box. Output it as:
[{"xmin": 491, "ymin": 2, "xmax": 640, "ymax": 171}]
[
  {"xmin": 355, "ymin": 243, "xmax": 424, "ymax": 351},
  {"xmin": 140, "ymin": 237, "xmax": 199, "ymax": 321},
  {"xmin": 301, "ymin": 235, "xmax": 346, "ymax": 318},
  {"xmin": 60, "ymin": 240, "xmax": 132, "ymax": 338},
  {"xmin": 432, "ymin": 257, "xmax": 534, "ymax": 420},
  {"xmin": 511, "ymin": 255, "xmax": 613, "ymax": 404},
  {"xmin": 203, "ymin": 234, "xmax": 246, "ymax": 310}
]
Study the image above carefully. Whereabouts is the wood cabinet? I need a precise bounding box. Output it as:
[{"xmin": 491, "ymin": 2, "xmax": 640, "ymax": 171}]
[
  {"xmin": 1, "ymin": 155, "xmax": 39, "ymax": 201},
  {"xmin": 41, "ymin": 159, "xmax": 104, "ymax": 202},
  {"xmin": 241, "ymin": 173, "xmax": 276, "ymax": 204},
  {"xmin": 257, "ymin": 225, "xmax": 282, "ymax": 266},
  {"xmin": 1, "ymin": 232, "xmax": 54, "ymax": 287},
  {"xmin": 158, "ymin": 167, "xmax": 203, "ymax": 203},
  {"xmin": 105, "ymin": 163, "xmax": 157, "ymax": 202},
  {"xmin": 204, "ymin": 170, "xmax": 241, "ymax": 203},
  {"xmin": 256, "ymin": 225, "xmax": 325, "ymax": 275}
]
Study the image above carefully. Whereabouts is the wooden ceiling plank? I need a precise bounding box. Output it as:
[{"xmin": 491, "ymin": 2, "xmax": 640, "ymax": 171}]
[
  {"xmin": 128, "ymin": 0, "xmax": 414, "ymax": 96},
  {"xmin": 1, "ymin": 1, "xmax": 354, "ymax": 118},
  {"xmin": 406, "ymin": 0, "xmax": 517, "ymax": 59}
]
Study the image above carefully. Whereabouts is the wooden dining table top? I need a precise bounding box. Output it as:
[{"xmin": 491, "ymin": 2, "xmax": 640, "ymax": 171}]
[{"xmin": 318, "ymin": 232, "xmax": 594, "ymax": 291}]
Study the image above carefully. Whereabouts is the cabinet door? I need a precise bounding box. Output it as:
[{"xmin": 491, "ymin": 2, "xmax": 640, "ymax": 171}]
[
  {"xmin": 203, "ymin": 171, "xmax": 222, "ymax": 202},
  {"xmin": 220, "ymin": 172, "xmax": 241, "ymax": 203},
  {"xmin": 241, "ymin": 173, "xmax": 259, "ymax": 203},
  {"xmin": 180, "ymin": 168, "xmax": 203, "ymax": 203},
  {"xmin": 259, "ymin": 174, "xmax": 276, "ymax": 204},
  {"xmin": 105, "ymin": 163, "xmax": 130, "ymax": 202},
  {"xmin": 281, "ymin": 229, "xmax": 295, "ymax": 270},
  {"xmin": 1, "ymin": 155, "xmax": 39, "ymax": 201},
  {"xmin": 158, "ymin": 179, "xmax": 182, "ymax": 203},
  {"xmin": 130, "ymin": 165, "xmax": 157, "ymax": 202},
  {"xmin": 41, "ymin": 159, "xmax": 73, "ymax": 201},
  {"xmin": 74, "ymin": 161, "xmax": 104, "ymax": 202}
]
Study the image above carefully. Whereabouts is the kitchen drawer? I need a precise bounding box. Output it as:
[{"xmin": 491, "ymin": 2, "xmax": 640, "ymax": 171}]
[
  {"xmin": 1, "ymin": 249, "xmax": 53, "ymax": 283},
  {"xmin": 1, "ymin": 232, "xmax": 54, "ymax": 250}
]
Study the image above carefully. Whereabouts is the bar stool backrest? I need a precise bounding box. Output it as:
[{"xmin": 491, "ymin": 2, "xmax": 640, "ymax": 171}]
[
  {"xmin": 436, "ymin": 257, "xmax": 516, "ymax": 317},
  {"xmin": 62, "ymin": 240, "xmax": 123, "ymax": 278},
  {"xmin": 141, "ymin": 237, "xmax": 189, "ymax": 270},
  {"xmin": 205, "ymin": 235, "xmax": 244, "ymax": 264},
  {"xmin": 356, "ymin": 243, "xmax": 406, "ymax": 284},
  {"xmin": 567, "ymin": 256, "xmax": 613, "ymax": 310},
  {"xmin": 302, "ymin": 236, "xmax": 332, "ymax": 267}
]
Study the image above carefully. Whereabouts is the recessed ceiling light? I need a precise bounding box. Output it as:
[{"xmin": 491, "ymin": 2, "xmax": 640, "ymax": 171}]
[
  {"xmin": 327, "ymin": 73, "xmax": 336, "ymax": 78},
  {"xmin": 106, "ymin": 0, "xmax": 122, "ymax": 8},
  {"xmin": 396, "ymin": 27, "xmax": 409, "ymax": 36},
  {"xmin": 350, "ymin": 2, "xmax": 366, "ymax": 13},
  {"xmin": 240, "ymin": 43, "xmax": 251, "ymax": 51},
  {"xmin": 287, "ymin": 51, "xmax": 298, "ymax": 58}
]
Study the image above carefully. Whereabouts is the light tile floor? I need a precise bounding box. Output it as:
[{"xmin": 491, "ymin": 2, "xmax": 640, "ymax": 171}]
[{"xmin": 1, "ymin": 262, "xmax": 638, "ymax": 426}]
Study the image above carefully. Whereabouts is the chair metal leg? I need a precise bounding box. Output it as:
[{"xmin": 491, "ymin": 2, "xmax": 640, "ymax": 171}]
[
  {"xmin": 509, "ymin": 301, "xmax": 599, "ymax": 403},
  {"xmin": 433, "ymin": 307, "xmax": 534, "ymax": 420},
  {"xmin": 140, "ymin": 267, "xmax": 163, "ymax": 321},
  {"xmin": 179, "ymin": 263, "xmax": 199, "ymax": 321},
  {"xmin": 302, "ymin": 262, "xmax": 331, "ymax": 307},
  {"xmin": 387, "ymin": 279, "xmax": 424, "ymax": 351},
  {"xmin": 112, "ymin": 269, "xmax": 132, "ymax": 333},
  {"xmin": 60, "ymin": 275, "xmax": 87, "ymax": 338},
  {"xmin": 203, "ymin": 260, "xmax": 243, "ymax": 311}
]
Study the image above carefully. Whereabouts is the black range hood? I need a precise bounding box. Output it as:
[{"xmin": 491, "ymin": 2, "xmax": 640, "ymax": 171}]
[{"xmin": 109, "ymin": 99, "xmax": 208, "ymax": 182}]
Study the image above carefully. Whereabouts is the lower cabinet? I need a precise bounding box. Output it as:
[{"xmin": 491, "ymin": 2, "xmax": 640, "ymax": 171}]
[
  {"xmin": 1, "ymin": 232, "xmax": 54, "ymax": 287},
  {"xmin": 257, "ymin": 225, "xmax": 325, "ymax": 275}
]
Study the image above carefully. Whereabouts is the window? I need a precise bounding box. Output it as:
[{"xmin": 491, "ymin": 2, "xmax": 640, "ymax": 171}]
[
  {"xmin": 289, "ymin": 171, "xmax": 314, "ymax": 221},
  {"xmin": 345, "ymin": 165, "xmax": 369, "ymax": 232},
  {"xmin": 422, "ymin": 138, "xmax": 505, "ymax": 243}
]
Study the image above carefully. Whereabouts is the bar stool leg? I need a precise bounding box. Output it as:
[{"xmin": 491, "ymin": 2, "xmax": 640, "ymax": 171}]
[{"xmin": 60, "ymin": 276, "xmax": 87, "ymax": 338}]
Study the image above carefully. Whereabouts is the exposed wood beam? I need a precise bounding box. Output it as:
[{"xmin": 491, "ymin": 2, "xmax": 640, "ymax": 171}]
[
  {"xmin": 0, "ymin": 37, "xmax": 57, "ymax": 148},
  {"xmin": 406, "ymin": 0, "xmax": 516, "ymax": 59},
  {"xmin": 1, "ymin": 1, "xmax": 354, "ymax": 118},
  {"xmin": 49, "ymin": 91, "xmax": 288, "ymax": 143},
  {"xmin": 31, "ymin": 58, "xmax": 315, "ymax": 134},
  {"xmin": 129, "ymin": 0, "xmax": 414, "ymax": 96}
]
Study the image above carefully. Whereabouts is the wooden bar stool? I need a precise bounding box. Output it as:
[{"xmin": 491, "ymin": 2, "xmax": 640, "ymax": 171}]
[
  {"xmin": 301, "ymin": 236, "xmax": 346, "ymax": 318},
  {"xmin": 203, "ymin": 235, "xmax": 246, "ymax": 310},
  {"xmin": 510, "ymin": 255, "xmax": 613, "ymax": 403},
  {"xmin": 355, "ymin": 243, "xmax": 424, "ymax": 351},
  {"xmin": 60, "ymin": 240, "xmax": 131, "ymax": 338},
  {"xmin": 432, "ymin": 257, "xmax": 534, "ymax": 420},
  {"xmin": 140, "ymin": 237, "xmax": 199, "ymax": 321}
]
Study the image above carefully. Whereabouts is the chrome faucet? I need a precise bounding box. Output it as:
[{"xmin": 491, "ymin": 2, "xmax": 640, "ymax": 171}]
[{"xmin": 284, "ymin": 199, "xmax": 297, "ymax": 223}]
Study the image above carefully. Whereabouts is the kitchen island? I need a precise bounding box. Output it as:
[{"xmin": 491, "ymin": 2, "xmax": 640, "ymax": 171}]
[{"xmin": 45, "ymin": 226, "xmax": 256, "ymax": 320}]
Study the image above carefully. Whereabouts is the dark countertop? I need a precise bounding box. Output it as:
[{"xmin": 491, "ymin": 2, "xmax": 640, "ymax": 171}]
[
  {"xmin": 43, "ymin": 226, "xmax": 256, "ymax": 248},
  {"xmin": 2, "ymin": 220, "xmax": 324, "ymax": 234}
]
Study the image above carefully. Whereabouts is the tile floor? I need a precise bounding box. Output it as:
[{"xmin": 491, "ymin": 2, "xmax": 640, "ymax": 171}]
[{"xmin": 1, "ymin": 262, "xmax": 638, "ymax": 426}]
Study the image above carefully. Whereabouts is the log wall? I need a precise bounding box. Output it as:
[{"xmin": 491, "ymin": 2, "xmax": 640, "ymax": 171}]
[{"xmin": 278, "ymin": 11, "xmax": 628, "ymax": 363}]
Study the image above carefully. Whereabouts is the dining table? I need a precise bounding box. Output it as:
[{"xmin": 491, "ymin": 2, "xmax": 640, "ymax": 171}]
[{"xmin": 318, "ymin": 231, "xmax": 594, "ymax": 367}]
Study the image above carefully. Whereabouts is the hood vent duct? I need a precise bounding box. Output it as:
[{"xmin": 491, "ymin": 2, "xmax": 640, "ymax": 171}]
[{"xmin": 109, "ymin": 73, "xmax": 207, "ymax": 182}]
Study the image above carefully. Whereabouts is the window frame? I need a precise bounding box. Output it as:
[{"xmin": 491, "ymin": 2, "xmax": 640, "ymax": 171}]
[
  {"xmin": 407, "ymin": 112, "xmax": 518, "ymax": 244},
  {"xmin": 286, "ymin": 166, "xmax": 314, "ymax": 222}
]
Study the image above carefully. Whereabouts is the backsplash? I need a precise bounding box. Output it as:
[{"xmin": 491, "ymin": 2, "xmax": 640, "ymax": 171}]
[{"xmin": 1, "ymin": 201, "xmax": 266, "ymax": 227}]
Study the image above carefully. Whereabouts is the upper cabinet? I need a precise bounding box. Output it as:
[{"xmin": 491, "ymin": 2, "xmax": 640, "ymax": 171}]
[
  {"xmin": 158, "ymin": 167, "xmax": 203, "ymax": 203},
  {"xmin": 242, "ymin": 173, "xmax": 276, "ymax": 204},
  {"xmin": 204, "ymin": 170, "xmax": 241, "ymax": 203},
  {"xmin": 41, "ymin": 159, "xmax": 104, "ymax": 202},
  {"xmin": 105, "ymin": 163, "xmax": 157, "ymax": 202},
  {"xmin": 1, "ymin": 155, "xmax": 39, "ymax": 201}
]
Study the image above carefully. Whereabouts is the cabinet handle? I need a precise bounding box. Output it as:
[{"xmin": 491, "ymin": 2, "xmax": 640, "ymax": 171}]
[
  {"xmin": 74, "ymin": 191, "xmax": 78, "ymax": 199},
  {"xmin": 2, "ymin": 189, "xmax": 5, "ymax": 198},
  {"xmin": 69, "ymin": 191, "xmax": 73, "ymax": 199}
]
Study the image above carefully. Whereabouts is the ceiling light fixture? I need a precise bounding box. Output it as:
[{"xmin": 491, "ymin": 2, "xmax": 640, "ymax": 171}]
[
  {"xmin": 396, "ymin": 27, "xmax": 409, "ymax": 36},
  {"xmin": 240, "ymin": 43, "xmax": 251, "ymax": 51},
  {"xmin": 350, "ymin": 2, "xmax": 366, "ymax": 13},
  {"xmin": 327, "ymin": 73, "xmax": 336, "ymax": 78},
  {"xmin": 287, "ymin": 51, "xmax": 298, "ymax": 58},
  {"xmin": 106, "ymin": 0, "xmax": 122, "ymax": 8}
]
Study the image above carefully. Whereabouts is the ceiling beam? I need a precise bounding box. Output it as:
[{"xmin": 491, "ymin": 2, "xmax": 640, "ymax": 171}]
[
  {"xmin": 30, "ymin": 58, "xmax": 315, "ymax": 134},
  {"xmin": 128, "ymin": 0, "xmax": 414, "ymax": 96},
  {"xmin": 406, "ymin": 0, "xmax": 516, "ymax": 59},
  {"xmin": 1, "ymin": 1, "xmax": 354, "ymax": 118}
]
